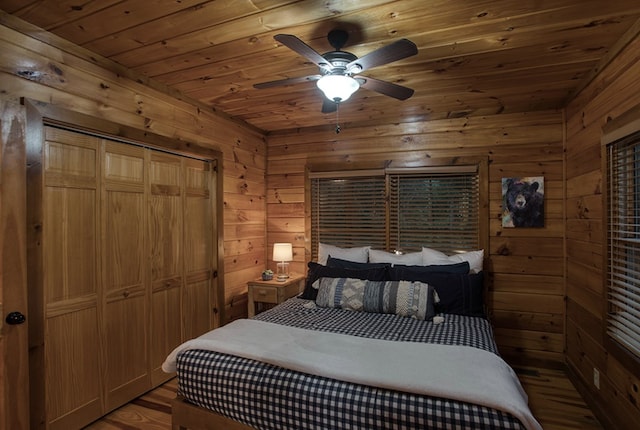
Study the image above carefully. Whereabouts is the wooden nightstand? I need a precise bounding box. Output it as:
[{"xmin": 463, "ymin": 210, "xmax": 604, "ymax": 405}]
[{"xmin": 247, "ymin": 273, "xmax": 305, "ymax": 317}]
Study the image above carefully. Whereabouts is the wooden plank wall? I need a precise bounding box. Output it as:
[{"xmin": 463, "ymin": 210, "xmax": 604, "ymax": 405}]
[
  {"xmin": 564, "ymin": 34, "xmax": 640, "ymax": 429},
  {"xmin": 0, "ymin": 20, "xmax": 268, "ymax": 322},
  {"xmin": 266, "ymin": 111, "xmax": 566, "ymax": 367}
]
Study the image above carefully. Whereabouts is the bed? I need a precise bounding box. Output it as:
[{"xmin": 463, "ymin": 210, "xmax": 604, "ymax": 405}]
[{"xmin": 164, "ymin": 251, "xmax": 542, "ymax": 430}]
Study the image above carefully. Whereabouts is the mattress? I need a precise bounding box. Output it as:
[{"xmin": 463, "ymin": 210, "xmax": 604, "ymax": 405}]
[{"xmin": 174, "ymin": 298, "xmax": 528, "ymax": 429}]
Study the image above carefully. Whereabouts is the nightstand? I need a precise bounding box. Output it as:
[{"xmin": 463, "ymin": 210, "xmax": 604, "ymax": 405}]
[{"xmin": 247, "ymin": 273, "xmax": 305, "ymax": 317}]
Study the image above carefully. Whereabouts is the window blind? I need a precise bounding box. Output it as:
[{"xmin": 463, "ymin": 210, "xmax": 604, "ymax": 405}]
[
  {"xmin": 389, "ymin": 173, "xmax": 479, "ymax": 253},
  {"xmin": 311, "ymin": 175, "xmax": 388, "ymax": 258},
  {"xmin": 310, "ymin": 167, "xmax": 479, "ymax": 260},
  {"xmin": 606, "ymin": 130, "xmax": 640, "ymax": 359}
]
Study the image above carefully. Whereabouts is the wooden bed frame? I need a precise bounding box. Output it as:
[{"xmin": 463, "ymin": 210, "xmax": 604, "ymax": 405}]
[{"xmin": 171, "ymin": 396, "xmax": 254, "ymax": 430}]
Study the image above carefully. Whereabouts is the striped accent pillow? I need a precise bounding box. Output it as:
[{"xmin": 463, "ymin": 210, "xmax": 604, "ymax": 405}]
[{"xmin": 316, "ymin": 277, "xmax": 437, "ymax": 320}]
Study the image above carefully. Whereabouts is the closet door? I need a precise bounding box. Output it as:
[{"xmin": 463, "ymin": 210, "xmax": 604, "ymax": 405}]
[
  {"xmin": 27, "ymin": 114, "xmax": 220, "ymax": 427},
  {"xmin": 41, "ymin": 127, "xmax": 103, "ymax": 430},
  {"xmin": 148, "ymin": 152, "xmax": 183, "ymax": 384},
  {"xmin": 102, "ymin": 142, "xmax": 149, "ymax": 410},
  {"xmin": 183, "ymin": 158, "xmax": 215, "ymax": 340}
]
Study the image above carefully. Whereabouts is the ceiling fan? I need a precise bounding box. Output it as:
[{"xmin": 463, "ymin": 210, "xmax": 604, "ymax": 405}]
[{"xmin": 254, "ymin": 29, "xmax": 418, "ymax": 113}]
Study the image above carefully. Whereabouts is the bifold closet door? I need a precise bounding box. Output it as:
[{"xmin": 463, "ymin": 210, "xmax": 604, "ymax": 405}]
[
  {"xmin": 31, "ymin": 124, "xmax": 218, "ymax": 428},
  {"xmin": 41, "ymin": 127, "xmax": 103, "ymax": 430},
  {"xmin": 183, "ymin": 158, "xmax": 215, "ymax": 341},
  {"xmin": 148, "ymin": 152, "xmax": 183, "ymax": 384},
  {"xmin": 102, "ymin": 142, "xmax": 149, "ymax": 410}
]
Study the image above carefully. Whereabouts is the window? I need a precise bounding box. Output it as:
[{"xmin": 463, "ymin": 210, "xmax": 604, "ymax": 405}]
[
  {"xmin": 310, "ymin": 165, "xmax": 481, "ymax": 261},
  {"xmin": 388, "ymin": 171, "xmax": 479, "ymax": 253},
  {"xmin": 311, "ymin": 171, "xmax": 387, "ymax": 252},
  {"xmin": 606, "ymin": 129, "xmax": 640, "ymax": 360}
]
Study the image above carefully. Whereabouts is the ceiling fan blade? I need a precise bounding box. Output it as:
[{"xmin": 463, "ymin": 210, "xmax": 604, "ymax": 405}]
[
  {"xmin": 274, "ymin": 34, "xmax": 331, "ymax": 69},
  {"xmin": 321, "ymin": 99, "xmax": 338, "ymax": 113},
  {"xmin": 357, "ymin": 76, "xmax": 414, "ymax": 100},
  {"xmin": 254, "ymin": 74, "xmax": 321, "ymax": 89},
  {"xmin": 347, "ymin": 39, "xmax": 417, "ymax": 73}
]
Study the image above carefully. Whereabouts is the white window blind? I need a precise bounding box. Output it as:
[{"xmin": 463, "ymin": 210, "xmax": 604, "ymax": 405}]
[
  {"xmin": 311, "ymin": 167, "xmax": 479, "ymax": 260},
  {"xmin": 606, "ymin": 129, "xmax": 640, "ymax": 359}
]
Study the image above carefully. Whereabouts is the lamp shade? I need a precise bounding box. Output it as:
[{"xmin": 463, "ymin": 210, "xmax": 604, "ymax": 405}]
[
  {"xmin": 273, "ymin": 243, "xmax": 293, "ymax": 262},
  {"xmin": 316, "ymin": 75, "xmax": 360, "ymax": 102}
]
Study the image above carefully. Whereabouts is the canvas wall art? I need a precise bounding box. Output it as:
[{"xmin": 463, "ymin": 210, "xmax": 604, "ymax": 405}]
[{"xmin": 501, "ymin": 177, "xmax": 544, "ymax": 228}]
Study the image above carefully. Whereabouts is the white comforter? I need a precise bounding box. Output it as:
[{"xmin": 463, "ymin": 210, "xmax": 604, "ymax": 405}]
[{"xmin": 163, "ymin": 318, "xmax": 542, "ymax": 430}]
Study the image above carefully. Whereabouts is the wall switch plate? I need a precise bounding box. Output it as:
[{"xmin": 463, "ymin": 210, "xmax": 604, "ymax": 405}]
[{"xmin": 593, "ymin": 367, "xmax": 600, "ymax": 389}]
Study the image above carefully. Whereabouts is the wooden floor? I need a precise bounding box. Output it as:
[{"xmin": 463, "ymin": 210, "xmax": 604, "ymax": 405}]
[
  {"xmin": 84, "ymin": 367, "xmax": 602, "ymax": 429},
  {"xmin": 515, "ymin": 367, "xmax": 602, "ymax": 430}
]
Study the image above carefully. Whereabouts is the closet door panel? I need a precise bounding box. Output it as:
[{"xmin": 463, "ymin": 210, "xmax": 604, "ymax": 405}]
[
  {"xmin": 102, "ymin": 143, "xmax": 148, "ymax": 409},
  {"xmin": 104, "ymin": 190, "xmax": 145, "ymax": 288},
  {"xmin": 103, "ymin": 289, "xmax": 147, "ymax": 408},
  {"xmin": 149, "ymin": 153, "xmax": 183, "ymax": 382},
  {"xmin": 42, "ymin": 127, "xmax": 102, "ymax": 428},
  {"xmin": 45, "ymin": 307, "xmax": 102, "ymax": 430},
  {"xmin": 183, "ymin": 276, "xmax": 211, "ymax": 340},
  {"xmin": 44, "ymin": 187, "xmax": 97, "ymax": 302},
  {"xmin": 183, "ymin": 159, "xmax": 214, "ymax": 339},
  {"xmin": 185, "ymin": 185, "xmax": 210, "ymax": 271},
  {"xmin": 44, "ymin": 138, "xmax": 96, "ymax": 182},
  {"xmin": 150, "ymin": 282, "xmax": 181, "ymax": 384},
  {"xmin": 149, "ymin": 195, "xmax": 182, "ymax": 278}
]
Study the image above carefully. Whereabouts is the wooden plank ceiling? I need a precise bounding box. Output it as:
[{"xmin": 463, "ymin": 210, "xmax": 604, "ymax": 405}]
[{"xmin": 3, "ymin": 0, "xmax": 640, "ymax": 133}]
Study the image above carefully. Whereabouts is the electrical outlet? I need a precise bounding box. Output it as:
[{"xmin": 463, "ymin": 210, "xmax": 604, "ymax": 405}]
[{"xmin": 593, "ymin": 367, "xmax": 600, "ymax": 390}]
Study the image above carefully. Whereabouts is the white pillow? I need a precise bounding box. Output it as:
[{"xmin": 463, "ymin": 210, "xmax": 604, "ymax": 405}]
[
  {"xmin": 422, "ymin": 247, "xmax": 484, "ymax": 273},
  {"xmin": 368, "ymin": 249, "xmax": 423, "ymax": 266},
  {"xmin": 318, "ymin": 243, "xmax": 370, "ymax": 265}
]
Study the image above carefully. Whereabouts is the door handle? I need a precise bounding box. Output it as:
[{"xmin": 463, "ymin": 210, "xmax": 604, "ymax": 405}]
[{"xmin": 5, "ymin": 311, "xmax": 26, "ymax": 325}]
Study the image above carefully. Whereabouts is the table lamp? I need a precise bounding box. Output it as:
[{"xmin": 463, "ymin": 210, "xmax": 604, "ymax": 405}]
[{"xmin": 273, "ymin": 243, "xmax": 293, "ymax": 281}]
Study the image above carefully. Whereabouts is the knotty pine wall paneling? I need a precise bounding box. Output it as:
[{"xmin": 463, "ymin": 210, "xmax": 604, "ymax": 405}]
[
  {"xmin": 266, "ymin": 111, "xmax": 566, "ymax": 367},
  {"xmin": 564, "ymin": 33, "xmax": 640, "ymax": 430},
  {"xmin": 0, "ymin": 19, "xmax": 267, "ymax": 322}
]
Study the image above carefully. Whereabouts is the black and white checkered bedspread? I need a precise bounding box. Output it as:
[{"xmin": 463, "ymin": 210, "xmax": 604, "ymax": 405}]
[{"xmin": 176, "ymin": 298, "xmax": 526, "ymax": 429}]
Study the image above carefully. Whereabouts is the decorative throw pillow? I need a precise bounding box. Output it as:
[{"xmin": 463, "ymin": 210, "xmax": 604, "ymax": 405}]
[
  {"xmin": 299, "ymin": 262, "xmax": 389, "ymax": 300},
  {"xmin": 368, "ymin": 249, "xmax": 423, "ymax": 266},
  {"xmin": 388, "ymin": 268, "xmax": 485, "ymax": 317},
  {"xmin": 318, "ymin": 243, "xmax": 370, "ymax": 265},
  {"xmin": 315, "ymin": 277, "xmax": 437, "ymax": 321},
  {"xmin": 422, "ymin": 247, "xmax": 484, "ymax": 274}
]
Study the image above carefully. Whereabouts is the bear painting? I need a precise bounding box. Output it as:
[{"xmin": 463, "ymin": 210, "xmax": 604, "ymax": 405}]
[{"xmin": 502, "ymin": 177, "xmax": 544, "ymax": 228}]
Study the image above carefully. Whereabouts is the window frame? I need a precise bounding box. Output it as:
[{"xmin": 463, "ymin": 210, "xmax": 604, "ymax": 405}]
[
  {"xmin": 304, "ymin": 157, "xmax": 489, "ymax": 262},
  {"xmin": 602, "ymin": 103, "xmax": 640, "ymax": 376}
]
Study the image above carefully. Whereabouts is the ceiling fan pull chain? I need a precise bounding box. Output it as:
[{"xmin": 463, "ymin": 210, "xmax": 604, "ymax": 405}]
[{"xmin": 335, "ymin": 102, "xmax": 341, "ymax": 134}]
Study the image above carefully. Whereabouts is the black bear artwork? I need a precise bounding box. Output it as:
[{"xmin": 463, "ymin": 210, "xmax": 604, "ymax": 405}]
[{"xmin": 502, "ymin": 177, "xmax": 544, "ymax": 228}]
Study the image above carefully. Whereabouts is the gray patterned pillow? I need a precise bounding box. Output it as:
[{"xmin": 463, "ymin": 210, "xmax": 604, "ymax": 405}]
[{"xmin": 315, "ymin": 277, "xmax": 437, "ymax": 320}]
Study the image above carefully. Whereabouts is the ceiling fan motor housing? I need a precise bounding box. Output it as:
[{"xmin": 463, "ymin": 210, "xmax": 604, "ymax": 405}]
[{"xmin": 320, "ymin": 50, "xmax": 360, "ymax": 76}]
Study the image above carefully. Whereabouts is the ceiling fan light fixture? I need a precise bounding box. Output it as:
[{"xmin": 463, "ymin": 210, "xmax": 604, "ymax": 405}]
[{"xmin": 316, "ymin": 74, "xmax": 360, "ymax": 102}]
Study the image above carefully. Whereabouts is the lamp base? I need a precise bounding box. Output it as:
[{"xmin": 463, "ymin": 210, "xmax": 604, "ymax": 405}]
[{"xmin": 276, "ymin": 261, "xmax": 290, "ymax": 281}]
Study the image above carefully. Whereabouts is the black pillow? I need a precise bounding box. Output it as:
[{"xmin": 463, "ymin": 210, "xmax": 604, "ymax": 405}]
[
  {"xmin": 299, "ymin": 261, "xmax": 389, "ymax": 300},
  {"xmin": 389, "ymin": 261, "xmax": 470, "ymax": 275},
  {"xmin": 327, "ymin": 256, "xmax": 391, "ymax": 270},
  {"xmin": 388, "ymin": 266, "xmax": 484, "ymax": 317}
]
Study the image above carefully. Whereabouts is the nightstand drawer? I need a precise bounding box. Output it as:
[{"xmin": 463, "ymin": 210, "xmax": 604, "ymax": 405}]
[
  {"xmin": 251, "ymin": 286, "xmax": 278, "ymax": 303},
  {"xmin": 282, "ymin": 282, "xmax": 302, "ymax": 299}
]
